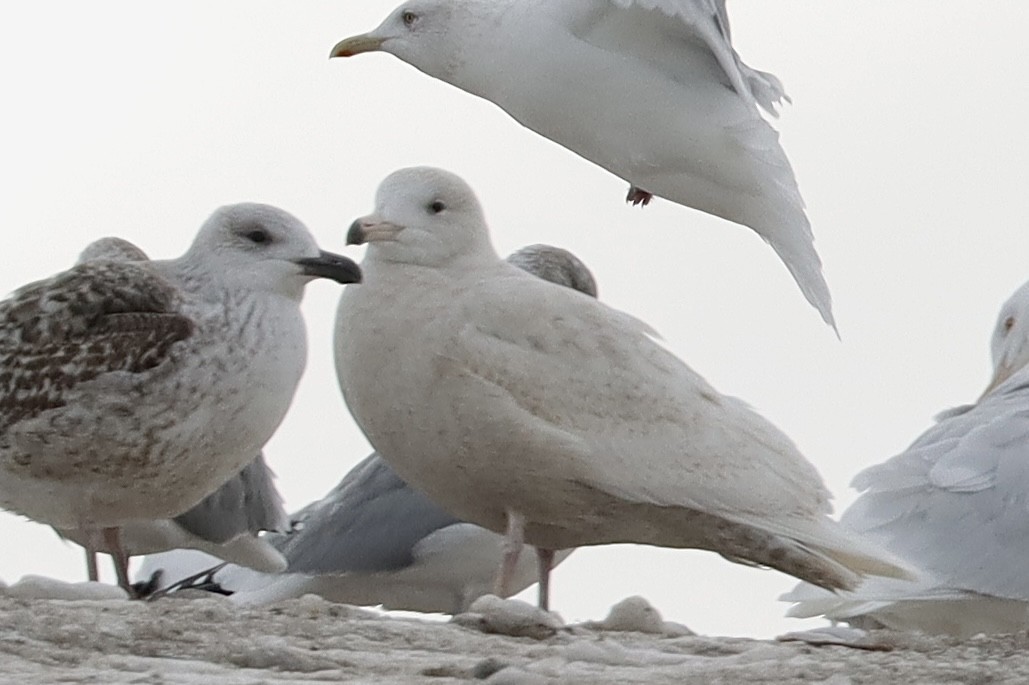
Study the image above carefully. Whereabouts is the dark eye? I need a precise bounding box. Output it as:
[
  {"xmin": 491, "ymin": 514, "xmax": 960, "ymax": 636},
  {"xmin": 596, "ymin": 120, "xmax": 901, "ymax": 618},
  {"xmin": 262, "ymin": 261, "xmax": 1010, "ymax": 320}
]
[
  {"xmin": 428, "ymin": 200, "xmax": 446, "ymax": 214},
  {"xmin": 402, "ymin": 10, "xmax": 418, "ymax": 27},
  {"xmin": 1004, "ymin": 316, "xmax": 1016, "ymax": 333},
  {"xmin": 245, "ymin": 229, "xmax": 271, "ymax": 245}
]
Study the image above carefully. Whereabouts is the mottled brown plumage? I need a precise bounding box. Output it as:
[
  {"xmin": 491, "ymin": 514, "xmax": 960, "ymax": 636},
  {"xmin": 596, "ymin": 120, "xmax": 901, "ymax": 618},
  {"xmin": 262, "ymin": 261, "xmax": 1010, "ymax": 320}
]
[
  {"xmin": 0, "ymin": 204, "xmax": 359, "ymax": 595},
  {"xmin": 0, "ymin": 261, "xmax": 194, "ymax": 433}
]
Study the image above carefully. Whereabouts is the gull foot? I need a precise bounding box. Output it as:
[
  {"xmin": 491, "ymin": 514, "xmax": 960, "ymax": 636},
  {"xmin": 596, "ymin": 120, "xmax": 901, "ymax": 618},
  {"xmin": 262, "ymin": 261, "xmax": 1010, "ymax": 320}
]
[{"xmin": 626, "ymin": 186, "xmax": 653, "ymax": 207}]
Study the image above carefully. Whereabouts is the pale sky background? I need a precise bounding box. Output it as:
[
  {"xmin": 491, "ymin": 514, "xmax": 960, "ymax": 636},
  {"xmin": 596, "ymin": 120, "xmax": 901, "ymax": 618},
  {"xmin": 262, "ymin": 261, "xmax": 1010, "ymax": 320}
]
[{"xmin": 1, "ymin": 2, "xmax": 1028, "ymax": 639}]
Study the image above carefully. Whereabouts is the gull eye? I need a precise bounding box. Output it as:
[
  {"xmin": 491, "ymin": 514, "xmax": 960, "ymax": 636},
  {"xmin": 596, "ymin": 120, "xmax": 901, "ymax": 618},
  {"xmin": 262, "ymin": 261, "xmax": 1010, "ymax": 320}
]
[
  {"xmin": 402, "ymin": 10, "xmax": 418, "ymax": 27},
  {"xmin": 428, "ymin": 200, "xmax": 446, "ymax": 214},
  {"xmin": 245, "ymin": 228, "xmax": 271, "ymax": 245},
  {"xmin": 1004, "ymin": 316, "xmax": 1015, "ymax": 333}
]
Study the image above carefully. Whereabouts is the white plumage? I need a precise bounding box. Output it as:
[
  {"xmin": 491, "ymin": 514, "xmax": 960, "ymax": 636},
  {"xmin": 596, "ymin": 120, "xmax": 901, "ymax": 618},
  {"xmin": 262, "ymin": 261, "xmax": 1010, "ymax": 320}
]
[
  {"xmin": 330, "ymin": 0, "xmax": 833, "ymax": 329},
  {"xmin": 783, "ymin": 280, "xmax": 1029, "ymax": 637},
  {"xmin": 334, "ymin": 167, "xmax": 902, "ymax": 608}
]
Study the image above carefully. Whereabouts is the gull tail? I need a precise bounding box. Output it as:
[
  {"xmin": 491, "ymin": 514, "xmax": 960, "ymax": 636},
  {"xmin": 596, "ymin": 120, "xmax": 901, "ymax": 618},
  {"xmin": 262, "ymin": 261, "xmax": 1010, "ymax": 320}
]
[
  {"xmin": 728, "ymin": 118, "xmax": 837, "ymax": 334},
  {"xmin": 767, "ymin": 231, "xmax": 837, "ymax": 336},
  {"xmin": 728, "ymin": 513, "xmax": 918, "ymax": 592}
]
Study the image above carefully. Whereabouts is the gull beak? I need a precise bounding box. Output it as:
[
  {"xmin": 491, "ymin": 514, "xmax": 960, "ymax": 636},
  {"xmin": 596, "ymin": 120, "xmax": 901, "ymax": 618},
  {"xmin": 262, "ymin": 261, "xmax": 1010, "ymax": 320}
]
[
  {"xmin": 330, "ymin": 33, "xmax": 385, "ymax": 58},
  {"xmin": 294, "ymin": 251, "xmax": 362, "ymax": 284},
  {"xmin": 347, "ymin": 217, "xmax": 404, "ymax": 245}
]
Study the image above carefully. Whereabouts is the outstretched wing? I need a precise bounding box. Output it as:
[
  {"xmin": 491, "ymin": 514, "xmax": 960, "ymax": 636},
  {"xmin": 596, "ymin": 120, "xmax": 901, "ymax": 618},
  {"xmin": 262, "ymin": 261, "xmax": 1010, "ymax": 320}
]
[{"xmin": 601, "ymin": 0, "xmax": 789, "ymax": 115}]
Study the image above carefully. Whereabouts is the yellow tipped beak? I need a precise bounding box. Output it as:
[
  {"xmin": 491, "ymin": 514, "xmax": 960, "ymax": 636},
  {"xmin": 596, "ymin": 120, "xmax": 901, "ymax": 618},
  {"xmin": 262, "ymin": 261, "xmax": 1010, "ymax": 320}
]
[{"xmin": 330, "ymin": 34, "xmax": 385, "ymax": 58}]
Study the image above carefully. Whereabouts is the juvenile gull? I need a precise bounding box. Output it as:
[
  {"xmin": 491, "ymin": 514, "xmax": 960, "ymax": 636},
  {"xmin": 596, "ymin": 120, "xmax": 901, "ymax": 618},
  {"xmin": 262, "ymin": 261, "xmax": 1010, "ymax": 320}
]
[
  {"xmin": 331, "ymin": 0, "xmax": 835, "ymax": 329},
  {"xmin": 334, "ymin": 166, "xmax": 907, "ymax": 610},
  {"xmin": 783, "ymin": 280, "xmax": 1029, "ymax": 637},
  {"xmin": 0, "ymin": 204, "xmax": 360, "ymax": 591},
  {"xmin": 140, "ymin": 244, "xmax": 591, "ymax": 611},
  {"xmin": 57, "ymin": 238, "xmax": 289, "ymax": 582}
]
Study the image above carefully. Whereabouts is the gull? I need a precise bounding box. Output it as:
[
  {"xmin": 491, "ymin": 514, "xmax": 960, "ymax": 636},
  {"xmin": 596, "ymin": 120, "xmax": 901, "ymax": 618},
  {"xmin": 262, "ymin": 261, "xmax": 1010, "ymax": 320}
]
[
  {"xmin": 330, "ymin": 0, "xmax": 834, "ymax": 329},
  {"xmin": 139, "ymin": 243, "xmax": 592, "ymax": 611},
  {"xmin": 55, "ymin": 238, "xmax": 288, "ymax": 583},
  {"xmin": 783, "ymin": 280, "xmax": 1029, "ymax": 637},
  {"xmin": 220, "ymin": 454, "xmax": 575, "ymax": 612},
  {"xmin": 135, "ymin": 454, "xmax": 571, "ymax": 612},
  {"xmin": 334, "ymin": 166, "xmax": 906, "ymax": 610},
  {"xmin": 0, "ymin": 203, "xmax": 361, "ymax": 592}
]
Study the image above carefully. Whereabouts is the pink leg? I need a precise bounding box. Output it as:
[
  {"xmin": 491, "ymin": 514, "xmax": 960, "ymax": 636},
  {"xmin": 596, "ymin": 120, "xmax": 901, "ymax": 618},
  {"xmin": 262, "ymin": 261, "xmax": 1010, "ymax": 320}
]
[
  {"xmin": 102, "ymin": 527, "xmax": 134, "ymax": 596},
  {"xmin": 536, "ymin": 548, "xmax": 556, "ymax": 611},
  {"xmin": 85, "ymin": 550, "xmax": 99, "ymax": 582},
  {"xmin": 626, "ymin": 185, "xmax": 653, "ymax": 207},
  {"xmin": 494, "ymin": 510, "xmax": 526, "ymax": 598}
]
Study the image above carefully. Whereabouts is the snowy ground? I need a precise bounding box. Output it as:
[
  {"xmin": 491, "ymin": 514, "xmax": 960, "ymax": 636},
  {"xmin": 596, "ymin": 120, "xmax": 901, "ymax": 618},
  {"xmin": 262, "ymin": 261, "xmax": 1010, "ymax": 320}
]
[{"xmin": 1, "ymin": 587, "xmax": 1028, "ymax": 684}]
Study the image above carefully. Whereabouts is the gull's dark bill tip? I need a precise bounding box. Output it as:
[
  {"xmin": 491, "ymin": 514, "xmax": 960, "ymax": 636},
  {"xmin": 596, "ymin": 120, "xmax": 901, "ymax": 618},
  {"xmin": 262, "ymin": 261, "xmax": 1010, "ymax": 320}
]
[{"xmin": 296, "ymin": 251, "xmax": 362, "ymax": 284}]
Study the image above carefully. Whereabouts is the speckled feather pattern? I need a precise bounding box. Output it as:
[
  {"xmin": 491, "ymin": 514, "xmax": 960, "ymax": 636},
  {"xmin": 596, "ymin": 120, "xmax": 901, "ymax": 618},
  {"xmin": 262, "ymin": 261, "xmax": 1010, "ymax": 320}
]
[
  {"xmin": 0, "ymin": 261, "xmax": 193, "ymax": 434},
  {"xmin": 0, "ymin": 204, "xmax": 329, "ymax": 531}
]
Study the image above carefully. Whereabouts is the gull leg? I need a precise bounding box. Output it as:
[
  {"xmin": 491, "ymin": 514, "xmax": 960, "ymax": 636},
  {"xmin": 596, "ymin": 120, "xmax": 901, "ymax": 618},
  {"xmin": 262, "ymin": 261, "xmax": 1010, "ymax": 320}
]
[
  {"xmin": 102, "ymin": 527, "xmax": 134, "ymax": 597},
  {"xmin": 626, "ymin": 185, "xmax": 653, "ymax": 207},
  {"xmin": 494, "ymin": 510, "xmax": 525, "ymax": 598},
  {"xmin": 536, "ymin": 548, "xmax": 556, "ymax": 611},
  {"xmin": 85, "ymin": 550, "xmax": 99, "ymax": 582}
]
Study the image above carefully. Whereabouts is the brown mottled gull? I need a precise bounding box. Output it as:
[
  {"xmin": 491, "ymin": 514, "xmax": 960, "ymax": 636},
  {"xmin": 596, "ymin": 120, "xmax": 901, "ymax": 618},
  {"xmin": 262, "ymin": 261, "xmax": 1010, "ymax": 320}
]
[{"xmin": 0, "ymin": 203, "xmax": 360, "ymax": 591}]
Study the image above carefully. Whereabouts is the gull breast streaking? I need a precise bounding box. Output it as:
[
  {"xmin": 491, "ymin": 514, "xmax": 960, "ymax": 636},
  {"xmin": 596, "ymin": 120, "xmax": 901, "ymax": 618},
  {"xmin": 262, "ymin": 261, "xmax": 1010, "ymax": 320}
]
[
  {"xmin": 334, "ymin": 166, "xmax": 905, "ymax": 610},
  {"xmin": 0, "ymin": 203, "xmax": 360, "ymax": 591},
  {"xmin": 331, "ymin": 0, "xmax": 834, "ymax": 329},
  {"xmin": 783, "ymin": 280, "xmax": 1029, "ymax": 637}
]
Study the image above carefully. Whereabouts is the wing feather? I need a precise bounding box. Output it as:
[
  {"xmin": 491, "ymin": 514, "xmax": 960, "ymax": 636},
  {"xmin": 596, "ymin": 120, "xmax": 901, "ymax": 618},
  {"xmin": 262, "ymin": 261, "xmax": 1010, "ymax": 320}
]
[{"xmin": 0, "ymin": 261, "xmax": 194, "ymax": 433}]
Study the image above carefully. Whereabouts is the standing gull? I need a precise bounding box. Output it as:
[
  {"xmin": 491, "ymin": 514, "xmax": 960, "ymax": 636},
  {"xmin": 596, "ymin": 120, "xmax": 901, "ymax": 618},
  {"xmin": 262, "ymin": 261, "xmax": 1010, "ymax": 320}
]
[
  {"xmin": 139, "ymin": 244, "xmax": 591, "ymax": 611},
  {"xmin": 330, "ymin": 0, "xmax": 834, "ymax": 329},
  {"xmin": 0, "ymin": 204, "xmax": 360, "ymax": 591},
  {"xmin": 334, "ymin": 166, "xmax": 906, "ymax": 610},
  {"xmin": 56, "ymin": 238, "xmax": 289, "ymax": 582},
  {"xmin": 783, "ymin": 280, "xmax": 1029, "ymax": 637}
]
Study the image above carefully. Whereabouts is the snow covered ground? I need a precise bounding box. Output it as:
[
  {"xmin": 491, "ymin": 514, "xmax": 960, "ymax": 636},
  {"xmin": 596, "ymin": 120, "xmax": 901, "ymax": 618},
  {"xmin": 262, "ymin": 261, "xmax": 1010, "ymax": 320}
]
[{"xmin": 1, "ymin": 582, "xmax": 1027, "ymax": 684}]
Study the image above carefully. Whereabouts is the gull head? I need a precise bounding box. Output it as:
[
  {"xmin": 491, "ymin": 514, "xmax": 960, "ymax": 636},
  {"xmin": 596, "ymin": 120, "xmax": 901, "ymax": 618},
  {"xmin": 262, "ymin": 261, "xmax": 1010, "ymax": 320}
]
[
  {"xmin": 185, "ymin": 203, "xmax": 361, "ymax": 300},
  {"xmin": 346, "ymin": 167, "xmax": 496, "ymax": 268},
  {"xmin": 330, "ymin": 0, "xmax": 480, "ymax": 80},
  {"xmin": 507, "ymin": 245, "xmax": 598, "ymax": 299},
  {"xmin": 982, "ymin": 279, "xmax": 1029, "ymax": 397},
  {"xmin": 77, "ymin": 237, "xmax": 149, "ymax": 264}
]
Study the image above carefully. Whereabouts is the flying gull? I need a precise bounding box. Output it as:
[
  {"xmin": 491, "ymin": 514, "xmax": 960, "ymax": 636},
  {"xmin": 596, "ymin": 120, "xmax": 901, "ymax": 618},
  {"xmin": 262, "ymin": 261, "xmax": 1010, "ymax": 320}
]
[
  {"xmin": 330, "ymin": 0, "xmax": 834, "ymax": 329},
  {"xmin": 783, "ymin": 279, "xmax": 1029, "ymax": 637},
  {"xmin": 138, "ymin": 244, "xmax": 592, "ymax": 611},
  {"xmin": 334, "ymin": 166, "xmax": 908, "ymax": 610},
  {"xmin": 0, "ymin": 204, "xmax": 360, "ymax": 592}
]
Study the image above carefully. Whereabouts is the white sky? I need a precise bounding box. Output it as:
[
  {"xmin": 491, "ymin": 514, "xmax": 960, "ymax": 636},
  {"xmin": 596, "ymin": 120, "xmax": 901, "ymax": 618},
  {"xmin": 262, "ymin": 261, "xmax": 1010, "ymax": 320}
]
[{"xmin": 1, "ymin": 1, "xmax": 1028, "ymax": 638}]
